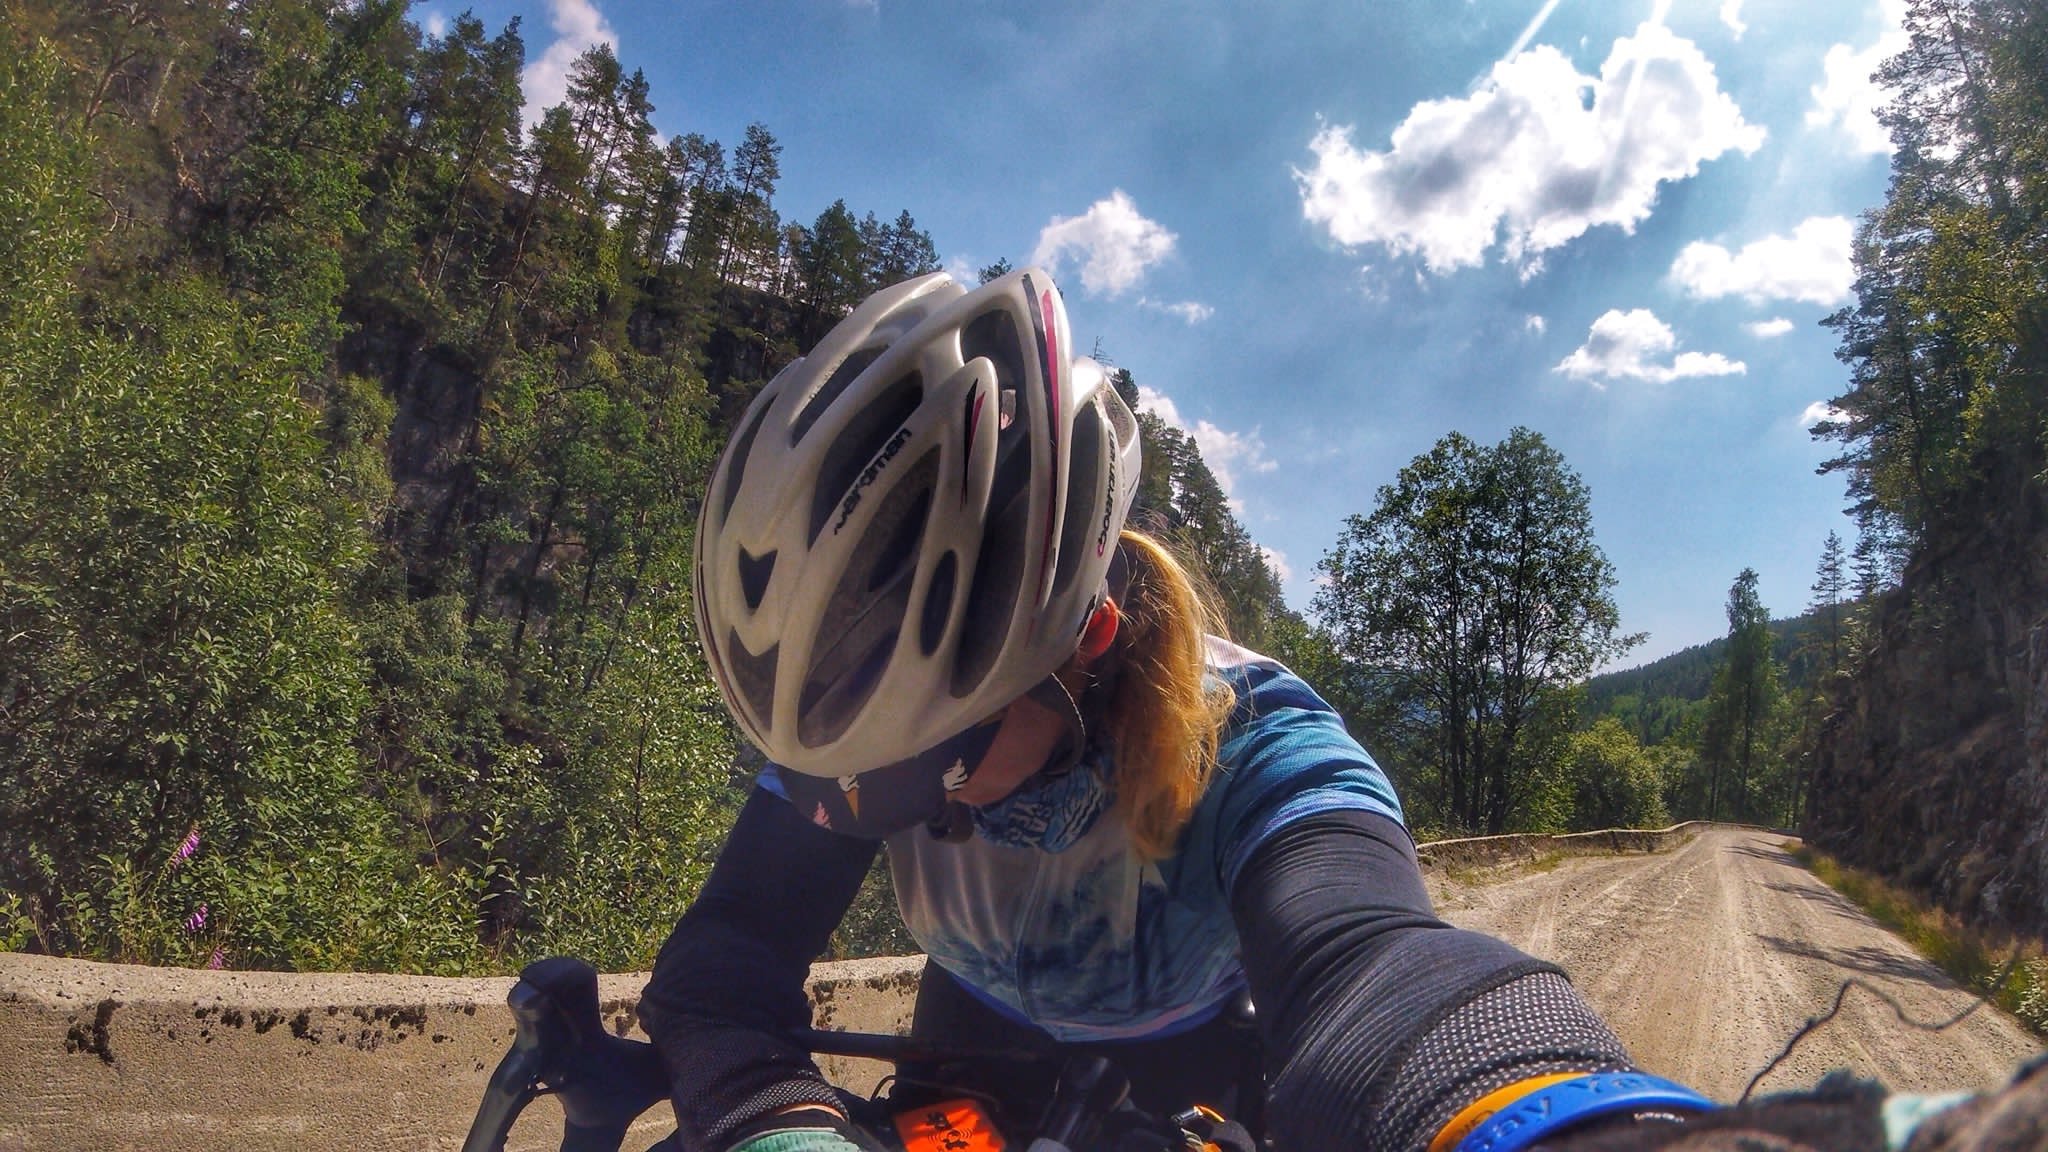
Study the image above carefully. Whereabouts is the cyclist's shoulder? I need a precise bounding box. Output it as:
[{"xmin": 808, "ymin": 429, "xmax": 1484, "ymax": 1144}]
[
  {"xmin": 1202, "ymin": 636, "xmax": 1338, "ymax": 725},
  {"xmin": 1189, "ymin": 638, "xmax": 1403, "ymax": 887}
]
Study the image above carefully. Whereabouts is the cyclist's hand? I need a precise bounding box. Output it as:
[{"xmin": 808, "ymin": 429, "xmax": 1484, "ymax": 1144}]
[
  {"xmin": 1527, "ymin": 1060, "xmax": 2048, "ymax": 1152},
  {"xmin": 725, "ymin": 1105, "xmax": 883, "ymax": 1152},
  {"xmin": 728, "ymin": 1125, "xmax": 867, "ymax": 1152},
  {"xmin": 1524, "ymin": 1077, "xmax": 1882, "ymax": 1151}
]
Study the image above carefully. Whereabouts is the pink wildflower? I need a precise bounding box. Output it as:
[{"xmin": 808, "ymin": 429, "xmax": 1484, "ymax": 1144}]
[
  {"xmin": 171, "ymin": 826, "xmax": 201, "ymax": 870},
  {"xmin": 184, "ymin": 903, "xmax": 208, "ymax": 934},
  {"xmin": 206, "ymin": 947, "xmax": 226, "ymax": 970}
]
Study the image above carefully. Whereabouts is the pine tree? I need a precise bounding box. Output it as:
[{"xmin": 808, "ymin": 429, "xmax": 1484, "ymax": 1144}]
[
  {"xmin": 1699, "ymin": 570, "xmax": 1784, "ymax": 822},
  {"xmin": 1810, "ymin": 531, "xmax": 1849, "ymax": 675}
]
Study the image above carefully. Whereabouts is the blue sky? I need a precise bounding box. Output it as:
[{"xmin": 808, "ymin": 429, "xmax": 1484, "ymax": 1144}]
[{"xmin": 423, "ymin": 0, "xmax": 1906, "ymax": 667}]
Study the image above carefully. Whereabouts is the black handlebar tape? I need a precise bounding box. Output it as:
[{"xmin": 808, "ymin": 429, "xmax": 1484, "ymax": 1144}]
[{"xmin": 463, "ymin": 958, "xmax": 671, "ymax": 1152}]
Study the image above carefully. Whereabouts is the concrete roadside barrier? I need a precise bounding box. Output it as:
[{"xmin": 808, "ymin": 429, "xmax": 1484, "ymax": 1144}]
[
  {"xmin": 1415, "ymin": 820, "xmax": 1781, "ymax": 874},
  {"xmin": 0, "ymin": 950, "xmax": 922, "ymax": 1152}
]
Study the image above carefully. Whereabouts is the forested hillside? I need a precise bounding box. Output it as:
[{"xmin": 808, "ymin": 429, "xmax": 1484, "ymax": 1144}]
[
  {"xmin": 0, "ymin": 0, "xmax": 1295, "ymax": 973},
  {"xmin": 1581, "ymin": 606, "xmax": 1843, "ymax": 721},
  {"xmin": 1797, "ymin": 0, "xmax": 2048, "ymax": 939}
]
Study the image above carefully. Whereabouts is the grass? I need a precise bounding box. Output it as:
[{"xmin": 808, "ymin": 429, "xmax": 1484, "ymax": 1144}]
[
  {"xmin": 1785, "ymin": 841, "xmax": 2048, "ymax": 1037},
  {"xmin": 1431, "ymin": 848, "xmax": 1579, "ymax": 888}
]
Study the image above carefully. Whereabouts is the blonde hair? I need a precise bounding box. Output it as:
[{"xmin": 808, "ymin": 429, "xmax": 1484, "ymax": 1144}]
[{"xmin": 1100, "ymin": 530, "xmax": 1236, "ymax": 859}]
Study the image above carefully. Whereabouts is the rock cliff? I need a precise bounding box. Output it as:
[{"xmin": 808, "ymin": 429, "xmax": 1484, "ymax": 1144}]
[{"xmin": 1805, "ymin": 461, "xmax": 2048, "ymax": 938}]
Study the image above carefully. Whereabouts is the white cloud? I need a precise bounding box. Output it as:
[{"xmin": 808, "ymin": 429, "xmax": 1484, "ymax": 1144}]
[
  {"xmin": 942, "ymin": 254, "xmax": 979, "ymax": 285},
  {"xmin": 1262, "ymin": 547, "xmax": 1294, "ymax": 586},
  {"xmin": 1668, "ymin": 215, "xmax": 1855, "ymax": 306},
  {"xmin": 1135, "ymin": 385, "xmax": 1277, "ymax": 504},
  {"xmin": 1294, "ymin": 20, "xmax": 1763, "ymax": 274},
  {"xmin": 1525, "ymin": 314, "xmax": 1547, "ymax": 335},
  {"xmin": 423, "ymin": 10, "xmax": 449, "ymax": 38},
  {"xmin": 1801, "ymin": 400, "xmax": 1846, "ymax": 427},
  {"xmin": 522, "ymin": 0, "xmax": 616, "ymax": 130},
  {"xmin": 1555, "ymin": 308, "xmax": 1746, "ymax": 386},
  {"xmin": 1807, "ymin": 0, "xmax": 1909, "ymax": 154},
  {"xmin": 1501, "ymin": 0, "xmax": 1565, "ymax": 67},
  {"xmin": 1139, "ymin": 298, "xmax": 1214, "ymax": 325},
  {"xmin": 1354, "ymin": 264, "xmax": 1392, "ymax": 303},
  {"xmin": 1719, "ymin": 0, "xmax": 1746, "ymax": 40},
  {"xmin": 1031, "ymin": 191, "xmax": 1177, "ymax": 298},
  {"xmin": 1748, "ymin": 317, "xmax": 1796, "ymax": 338}
]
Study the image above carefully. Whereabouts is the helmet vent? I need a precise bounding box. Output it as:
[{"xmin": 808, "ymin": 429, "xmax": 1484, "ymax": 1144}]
[
  {"xmin": 737, "ymin": 547, "xmax": 776, "ymax": 613},
  {"xmin": 952, "ymin": 434, "xmax": 1031, "ymax": 698},
  {"xmin": 792, "ymin": 346, "xmax": 883, "ymax": 446},
  {"xmin": 724, "ymin": 629, "xmax": 779, "ymax": 735},
  {"xmin": 798, "ymin": 450, "xmax": 938, "ymax": 747},
  {"xmin": 718, "ymin": 400, "xmax": 774, "ymax": 529},
  {"xmin": 961, "ymin": 309, "xmax": 1026, "ymax": 396},
  {"xmin": 920, "ymin": 550, "xmax": 957, "ymax": 657},
  {"xmin": 870, "ymin": 481, "xmax": 933, "ymax": 595},
  {"xmin": 1052, "ymin": 400, "xmax": 1105, "ymax": 602},
  {"xmin": 807, "ymin": 372, "xmax": 924, "ymax": 546}
]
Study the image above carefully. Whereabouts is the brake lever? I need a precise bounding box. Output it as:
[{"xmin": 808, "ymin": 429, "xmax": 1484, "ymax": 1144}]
[{"xmin": 460, "ymin": 958, "xmax": 671, "ymax": 1152}]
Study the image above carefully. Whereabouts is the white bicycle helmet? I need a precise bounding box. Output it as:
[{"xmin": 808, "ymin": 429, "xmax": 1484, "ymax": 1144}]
[{"xmin": 694, "ymin": 267, "xmax": 1141, "ymax": 797}]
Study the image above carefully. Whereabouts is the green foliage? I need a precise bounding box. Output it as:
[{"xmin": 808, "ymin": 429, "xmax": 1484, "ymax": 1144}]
[
  {"xmin": 208, "ymin": 0, "xmax": 410, "ymax": 358},
  {"xmin": 1811, "ymin": 0, "xmax": 2048, "ymax": 557},
  {"xmin": 1565, "ymin": 719, "xmax": 1670, "ymax": 831},
  {"xmin": 12, "ymin": 0, "xmax": 1727, "ymax": 978},
  {"xmin": 2021, "ymin": 960, "xmax": 2048, "ymax": 1035},
  {"xmin": 0, "ymin": 37, "xmax": 453, "ymax": 967},
  {"xmin": 1584, "ymin": 606, "xmax": 1842, "ymax": 724},
  {"xmin": 0, "ymin": 3, "xmax": 967, "ymax": 973},
  {"xmin": 829, "ymin": 855, "xmax": 920, "ymax": 961},
  {"xmin": 1315, "ymin": 429, "xmax": 1638, "ymax": 834},
  {"xmin": 1794, "ymin": 0, "xmax": 2048, "ymax": 943},
  {"xmin": 1694, "ymin": 569, "xmax": 1791, "ymax": 824}
]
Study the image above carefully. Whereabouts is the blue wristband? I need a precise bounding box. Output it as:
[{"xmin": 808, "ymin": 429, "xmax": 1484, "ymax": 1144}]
[{"xmin": 1455, "ymin": 1072, "xmax": 1715, "ymax": 1152}]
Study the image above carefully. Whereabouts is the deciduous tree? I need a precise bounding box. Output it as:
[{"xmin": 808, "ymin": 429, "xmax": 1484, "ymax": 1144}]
[{"xmin": 1314, "ymin": 429, "xmax": 1636, "ymax": 833}]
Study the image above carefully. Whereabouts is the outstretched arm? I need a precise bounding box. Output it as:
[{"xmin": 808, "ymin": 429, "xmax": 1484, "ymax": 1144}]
[
  {"xmin": 1230, "ymin": 809, "xmax": 1655, "ymax": 1152},
  {"xmin": 639, "ymin": 786, "xmax": 879, "ymax": 1151}
]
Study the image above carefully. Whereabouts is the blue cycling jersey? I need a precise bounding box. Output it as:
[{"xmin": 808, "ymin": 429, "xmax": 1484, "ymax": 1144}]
[{"xmin": 857, "ymin": 637, "xmax": 1402, "ymax": 1042}]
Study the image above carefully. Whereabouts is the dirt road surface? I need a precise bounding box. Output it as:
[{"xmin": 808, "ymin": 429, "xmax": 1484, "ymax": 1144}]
[{"xmin": 1433, "ymin": 827, "xmax": 2040, "ymax": 1101}]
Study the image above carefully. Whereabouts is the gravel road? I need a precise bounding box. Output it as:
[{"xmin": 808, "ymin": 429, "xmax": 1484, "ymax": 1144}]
[{"xmin": 1432, "ymin": 827, "xmax": 2040, "ymax": 1102}]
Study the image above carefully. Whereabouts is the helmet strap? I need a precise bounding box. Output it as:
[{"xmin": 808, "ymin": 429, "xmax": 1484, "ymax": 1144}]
[
  {"xmin": 1023, "ymin": 672, "xmax": 1088, "ymax": 777},
  {"xmin": 927, "ymin": 801, "xmax": 974, "ymax": 842}
]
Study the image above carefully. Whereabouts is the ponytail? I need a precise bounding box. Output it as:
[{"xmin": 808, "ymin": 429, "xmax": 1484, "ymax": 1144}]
[{"xmin": 1102, "ymin": 530, "xmax": 1235, "ymax": 859}]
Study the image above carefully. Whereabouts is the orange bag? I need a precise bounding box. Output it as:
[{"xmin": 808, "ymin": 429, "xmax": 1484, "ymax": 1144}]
[{"xmin": 895, "ymin": 1098, "xmax": 1008, "ymax": 1152}]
